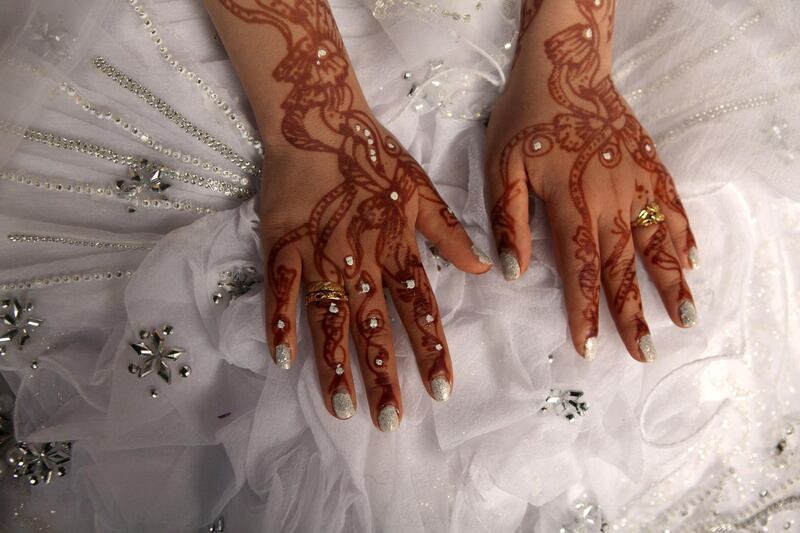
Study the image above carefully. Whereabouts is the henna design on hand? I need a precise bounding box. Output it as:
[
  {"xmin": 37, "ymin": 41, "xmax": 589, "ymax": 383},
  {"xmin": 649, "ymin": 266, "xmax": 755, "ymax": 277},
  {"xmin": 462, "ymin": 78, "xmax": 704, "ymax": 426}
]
[
  {"xmin": 494, "ymin": 0, "xmax": 695, "ymax": 346},
  {"xmin": 218, "ymin": 0, "xmax": 456, "ymax": 417},
  {"xmin": 604, "ymin": 210, "xmax": 640, "ymax": 314}
]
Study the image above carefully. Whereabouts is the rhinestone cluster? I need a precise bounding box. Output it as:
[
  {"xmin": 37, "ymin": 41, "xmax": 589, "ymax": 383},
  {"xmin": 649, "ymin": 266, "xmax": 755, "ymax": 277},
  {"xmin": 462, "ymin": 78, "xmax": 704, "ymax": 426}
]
[
  {"xmin": 58, "ymin": 82, "xmax": 249, "ymax": 185},
  {"xmin": 126, "ymin": 0, "xmax": 263, "ymax": 155},
  {"xmin": 93, "ymin": 56, "xmax": 258, "ymax": 178}
]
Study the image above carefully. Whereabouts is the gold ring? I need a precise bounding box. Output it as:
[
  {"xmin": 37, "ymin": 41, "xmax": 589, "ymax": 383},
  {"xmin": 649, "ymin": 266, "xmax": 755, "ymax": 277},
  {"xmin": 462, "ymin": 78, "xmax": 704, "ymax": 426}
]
[
  {"xmin": 632, "ymin": 202, "xmax": 665, "ymax": 228},
  {"xmin": 305, "ymin": 280, "xmax": 349, "ymax": 306}
]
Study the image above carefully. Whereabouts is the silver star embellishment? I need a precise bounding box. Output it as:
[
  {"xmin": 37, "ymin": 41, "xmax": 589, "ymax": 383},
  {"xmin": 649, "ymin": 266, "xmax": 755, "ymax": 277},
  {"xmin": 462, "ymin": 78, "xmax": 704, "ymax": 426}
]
[
  {"xmin": 10, "ymin": 441, "xmax": 72, "ymax": 485},
  {"xmin": 539, "ymin": 388, "xmax": 589, "ymax": 421},
  {"xmin": 212, "ymin": 266, "xmax": 262, "ymax": 304},
  {"xmin": 129, "ymin": 325, "xmax": 185, "ymax": 384},
  {"xmin": 28, "ymin": 15, "xmax": 73, "ymax": 59},
  {"xmin": 0, "ymin": 298, "xmax": 44, "ymax": 355},
  {"xmin": 117, "ymin": 162, "xmax": 170, "ymax": 212},
  {"xmin": 560, "ymin": 501, "xmax": 609, "ymax": 533}
]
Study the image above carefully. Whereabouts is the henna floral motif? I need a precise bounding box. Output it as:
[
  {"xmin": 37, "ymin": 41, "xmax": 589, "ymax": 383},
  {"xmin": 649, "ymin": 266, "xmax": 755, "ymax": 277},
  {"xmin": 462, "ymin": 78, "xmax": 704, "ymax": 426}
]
[
  {"xmin": 218, "ymin": 0, "xmax": 455, "ymax": 417},
  {"xmin": 494, "ymin": 0, "xmax": 695, "ymax": 345}
]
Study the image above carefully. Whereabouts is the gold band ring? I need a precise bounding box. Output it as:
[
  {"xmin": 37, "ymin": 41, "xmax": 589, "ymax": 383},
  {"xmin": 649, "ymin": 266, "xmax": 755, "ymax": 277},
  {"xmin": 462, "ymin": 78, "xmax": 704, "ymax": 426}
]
[
  {"xmin": 305, "ymin": 280, "xmax": 349, "ymax": 305},
  {"xmin": 632, "ymin": 202, "xmax": 665, "ymax": 229}
]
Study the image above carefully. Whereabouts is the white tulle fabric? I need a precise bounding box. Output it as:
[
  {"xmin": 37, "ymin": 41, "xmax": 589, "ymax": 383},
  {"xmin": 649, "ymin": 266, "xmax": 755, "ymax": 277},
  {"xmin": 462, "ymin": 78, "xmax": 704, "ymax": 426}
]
[{"xmin": 0, "ymin": 0, "xmax": 799, "ymax": 531}]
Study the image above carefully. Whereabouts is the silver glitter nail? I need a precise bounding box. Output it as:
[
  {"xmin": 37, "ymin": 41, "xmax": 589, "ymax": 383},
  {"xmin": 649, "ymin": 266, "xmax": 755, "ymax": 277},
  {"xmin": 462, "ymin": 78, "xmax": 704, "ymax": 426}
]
[
  {"xmin": 638, "ymin": 335, "xmax": 656, "ymax": 362},
  {"xmin": 688, "ymin": 247, "xmax": 700, "ymax": 269},
  {"xmin": 275, "ymin": 344, "xmax": 291, "ymax": 369},
  {"xmin": 332, "ymin": 392, "xmax": 354, "ymax": 420},
  {"xmin": 583, "ymin": 337, "xmax": 598, "ymax": 361},
  {"xmin": 378, "ymin": 405, "xmax": 399, "ymax": 432},
  {"xmin": 679, "ymin": 299, "xmax": 698, "ymax": 327},
  {"xmin": 430, "ymin": 377, "xmax": 451, "ymax": 402},
  {"xmin": 500, "ymin": 250, "xmax": 520, "ymax": 281},
  {"xmin": 471, "ymin": 245, "xmax": 493, "ymax": 266}
]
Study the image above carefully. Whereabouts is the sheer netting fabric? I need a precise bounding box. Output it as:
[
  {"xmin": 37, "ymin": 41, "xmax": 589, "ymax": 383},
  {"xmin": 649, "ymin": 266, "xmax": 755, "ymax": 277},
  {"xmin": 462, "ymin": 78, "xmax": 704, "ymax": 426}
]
[{"xmin": 0, "ymin": 0, "xmax": 799, "ymax": 531}]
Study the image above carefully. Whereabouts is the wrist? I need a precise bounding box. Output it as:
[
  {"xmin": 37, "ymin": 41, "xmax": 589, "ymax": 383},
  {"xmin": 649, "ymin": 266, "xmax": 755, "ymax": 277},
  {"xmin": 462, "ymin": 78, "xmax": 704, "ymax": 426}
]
[{"xmin": 510, "ymin": 0, "xmax": 615, "ymax": 81}]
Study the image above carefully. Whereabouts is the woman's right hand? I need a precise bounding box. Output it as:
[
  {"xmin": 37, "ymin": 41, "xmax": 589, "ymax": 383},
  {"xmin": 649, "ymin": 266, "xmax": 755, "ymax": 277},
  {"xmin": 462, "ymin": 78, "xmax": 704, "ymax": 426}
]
[{"xmin": 261, "ymin": 119, "xmax": 491, "ymax": 432}]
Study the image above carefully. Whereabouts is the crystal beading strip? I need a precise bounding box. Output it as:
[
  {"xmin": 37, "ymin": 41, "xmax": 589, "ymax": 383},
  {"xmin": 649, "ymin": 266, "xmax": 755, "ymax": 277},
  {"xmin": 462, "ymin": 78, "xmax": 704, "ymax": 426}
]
[
  {"xmin": 7, "ymin": 233, "xmax": 154, "ymax": 250},
  {"xmin": 624, "ymin": 12, "xmax": 762, "ymax": 103},
  {"xmin": 93, "ymin": 56, "xmax": 258, "ymax": 178},
  {"xmin": 654, "ymin": 88, "xmax": 800, "ymax": 144},
  {"xmin": 0, "ymin": 269, "xmax": 134, "ymax": 292},
  {"xmin": 125, "ymin": 0, "xmax": 263, "ymax": 156},
  {"xmin": 0, "ymin": 170, "xmax": 217, "ymax": 214},
  {"xmin": 3, "ymin": 123, "xmax": 251, "ymax": 199},
  {"xmin": 57, "ymin": 82, "xmax": 249, "ymax": 186}
]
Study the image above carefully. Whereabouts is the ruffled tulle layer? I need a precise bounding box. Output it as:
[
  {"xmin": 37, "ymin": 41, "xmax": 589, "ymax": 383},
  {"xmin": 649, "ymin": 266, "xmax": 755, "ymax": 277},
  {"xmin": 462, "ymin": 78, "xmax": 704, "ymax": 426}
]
[{"xmin": 0, "ymin": 0, "xmax": 799, "ymax": 531}]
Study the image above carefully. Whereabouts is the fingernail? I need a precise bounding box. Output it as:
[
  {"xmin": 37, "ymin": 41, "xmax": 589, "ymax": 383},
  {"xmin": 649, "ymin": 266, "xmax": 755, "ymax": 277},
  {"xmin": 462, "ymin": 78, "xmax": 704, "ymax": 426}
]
[
  {"xmin": 688, "ymin": 247, "xmax": 700, "ymax": 269},
  {"xmin": 275, "ymin": 344, "xmax": 291, "ymax": 369},
  {"xmin": 583, "ymin": 337, "xmax": 598, "ymax": 361},
  {"xmin": 430, "ymin": 376, "xmax": 451, "ymax": 402},
  {"xmin": 471, "ymin": 245, "xmax": 493, "ymax": 266},
  {"xmin": 678, "ymin": 299, "xmax": 697, "ymax": 328},
  {"xmin": 500, "ymin": 250, "xmax": 520, "ymax": 281},
  {"xmin": 638, "ymin": 334, "xmax": 657, "ymax": 362},
  {"xmin": 378, "ymin": 405, "xmax": 399, "ymax": 432},
  {"xmin": 332, "ymin": 391, "xmax": 355, "ymax": 420}
]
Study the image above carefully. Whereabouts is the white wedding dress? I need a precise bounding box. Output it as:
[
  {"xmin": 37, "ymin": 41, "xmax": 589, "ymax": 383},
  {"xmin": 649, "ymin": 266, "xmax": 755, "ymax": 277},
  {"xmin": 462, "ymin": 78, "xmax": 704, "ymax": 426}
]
[{"xmin": 0, "ymin": 0, "xmax": 799, "ymax": 531}]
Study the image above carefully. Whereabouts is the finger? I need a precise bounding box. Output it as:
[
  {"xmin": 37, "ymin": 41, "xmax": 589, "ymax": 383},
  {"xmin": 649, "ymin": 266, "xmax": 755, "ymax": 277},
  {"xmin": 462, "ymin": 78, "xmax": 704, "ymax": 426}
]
[
  {"xmin": 383, "ymin": 236, "xmax": 453, "ymax": 404},
  {"xmin": 632, "ymin": 212, "xmax": 698, "ymax": 331},
  {"xmin": 545, "ymin": 200, "xmax": 601, "ymax": 359},
  {"xmin": 598, "ymin": 210, "xmax": 653, "ymax": 362},
  {"xmin": 302, "ymin": 269, "xmax": 356, "ymax": 422},
  {"xmin": 414, "ymin": 174, "xmax": 493, "ymax": 275},
  {"xmin": 652, "ymin": 165, "xmax": 699, "ymax": 270},
  {"xmin": 265, "ymin": 240, "xmax": 303, "ymax": 370},
  {"xmin": 486, "ymin": 131, "xmax": 535, "ymax": 281},
  {"xmin": 345, "ymin": 268, "xmax": 403, "ymax": 432}
]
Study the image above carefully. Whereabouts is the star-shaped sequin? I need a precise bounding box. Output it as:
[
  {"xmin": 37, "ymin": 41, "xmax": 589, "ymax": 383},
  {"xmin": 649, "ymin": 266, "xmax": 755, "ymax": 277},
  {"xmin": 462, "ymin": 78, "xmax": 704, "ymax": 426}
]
[
  {"xmin": 540, "ymin": 388, "xmax": 589, "ymax": 421},
  {"xmin": 27, "ymin": 15, "xmax": 73, "ymax": 59},
  {"xmin": 10, "ymin": 441, "xmax": 72, "ymax": 485},
  {"xmin": 212, "ymin": 266, "xmax": 262, "ymax": 304},
  {"xmin": 129, "ymin": 325, "xmax": 185, "ymax": 384},
  {"xmin": 116, "ymin": 163, "xmax": 170, "ymax": 212},
  {"xmin": 0, "ymin": 298, "xmax": 44, "ymax": 355}
]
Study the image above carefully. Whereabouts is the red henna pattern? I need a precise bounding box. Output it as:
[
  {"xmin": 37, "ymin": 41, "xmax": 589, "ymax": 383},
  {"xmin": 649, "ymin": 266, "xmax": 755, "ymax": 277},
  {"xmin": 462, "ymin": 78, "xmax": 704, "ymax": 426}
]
[
  {"xmin": 641, "ymin": 224, "xmax": 692, "ymax": 302},
  {"xmin": 603, "ymin": 210, "xmax": 640, "ymax": 314},
  {"xmin": 219, "ymin": 0, "xmax": 452, "ymax": 410},
  {"xmin": 494, "ymin": 0, "xmax": 694, "ymax": 339}
]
